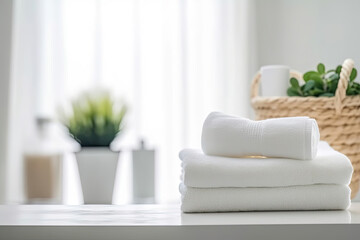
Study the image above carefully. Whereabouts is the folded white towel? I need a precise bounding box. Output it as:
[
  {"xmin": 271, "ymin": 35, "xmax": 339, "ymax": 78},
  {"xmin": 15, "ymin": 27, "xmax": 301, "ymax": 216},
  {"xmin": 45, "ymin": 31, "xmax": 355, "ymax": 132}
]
[
  {"xmin": 201, "ymin": 112, "xmax": 320, "ymax": 160},
  {"xmin": 180, "ymin": 141, "xmax": 353, "ymax": 188},
  {"xmin": 180, "ymin": 207, "xmax": 351, "ymax": 223},
  {"xmin": 180, "ymin": 184, "xmax": 351, "ymax": 212}
]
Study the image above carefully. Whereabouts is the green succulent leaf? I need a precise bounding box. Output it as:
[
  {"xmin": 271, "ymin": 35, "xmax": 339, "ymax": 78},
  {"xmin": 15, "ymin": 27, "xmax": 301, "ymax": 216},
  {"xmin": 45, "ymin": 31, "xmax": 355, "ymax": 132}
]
[
  {"xmin": 303, "ymin": 71, "xmax": 320, "ymax": 82},
  {"xmin": 335, "ymin": 65, "xmax": 342, "ymax": 74},
  {"xmin": 353, "ymin": 82, "xmax": 360, "ymax": 89},
  {"xmin": 303, "ymin": 80, "xmax": 315, "ymax": 92},
  {"xmin": 328, "ymin": 79, "xmax": 339, "ymax": 93},
  {"xmin": 308, "ymin": 88, "xmax": 324, "ymax": 96},
  {"xmin": 317, "ymin": 63, "xmax": 325, "ymax": 74},
  {"xmin": 319, "ymin": 92, "xmax": 334, "ymax": 97},
  {"xmin": 347, "ymin": 88, "xmax": 356, "ymax": 95},
  {"xmin": 350, "ymin": 68, "xmax": 357, "ymax": 82},
  {"xmin": 287, "ymin": 87, "xmax": 301, "ymax": 96},
  {"xmin": 304, "ymin": 72, "xmax": 323, "ymax": 88},
  {"xmin": 347, "ymin": 82, "xmax": 360, "ymax": 95},
  {"xmin": 290, "ymin": 77, "xmax": 300, "ymax": 88},
  {"xmin": 328, "ymin": 73, "xmax": 340, "ymax": 82},
  {"xmin": 314, "ymin": 78, "xmax": 324, "ymax": 89}
]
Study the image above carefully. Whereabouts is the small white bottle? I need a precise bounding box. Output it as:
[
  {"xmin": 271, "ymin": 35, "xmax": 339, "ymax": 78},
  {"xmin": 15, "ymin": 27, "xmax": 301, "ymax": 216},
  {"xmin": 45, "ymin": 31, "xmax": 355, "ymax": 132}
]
[{"xmin": 132, "ymin": 140, "xmax": 155, "ymax": 204}]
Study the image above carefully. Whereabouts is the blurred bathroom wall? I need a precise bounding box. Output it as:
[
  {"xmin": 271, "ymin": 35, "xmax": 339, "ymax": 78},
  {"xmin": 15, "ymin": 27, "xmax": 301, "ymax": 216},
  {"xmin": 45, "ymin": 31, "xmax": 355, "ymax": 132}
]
[
  {"xmin": 5, "ymin": 0, "xmax": 255, "ymax": 204},
  {"xmin": 255, "ymin": 0, "xmax": 360, "ymax": 72},
  {"xmin": 2, "ymin": 0, "xmax": 360, "ymax": 203},
  {"xmin": 0, "ymin": 0, "xmax": 13, "ymax": 203}
]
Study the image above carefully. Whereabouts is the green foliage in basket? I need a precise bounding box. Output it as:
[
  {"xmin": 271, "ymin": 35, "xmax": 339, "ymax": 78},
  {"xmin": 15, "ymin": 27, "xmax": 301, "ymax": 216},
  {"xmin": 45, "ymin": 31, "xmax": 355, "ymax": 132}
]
[
  {"xmin": 60, "ymin": 89, "xmax": 127, "ymax": 147},
  {"xmin": 287, "ymin": 63, "xmax": 359, "ymax": 97}
]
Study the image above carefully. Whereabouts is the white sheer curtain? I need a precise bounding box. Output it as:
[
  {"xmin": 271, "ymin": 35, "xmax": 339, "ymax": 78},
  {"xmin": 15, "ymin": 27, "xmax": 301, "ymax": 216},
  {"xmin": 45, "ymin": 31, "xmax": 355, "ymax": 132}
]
[{"xmin": 8, "ymin": 0, "xmax": 254, "ymax": 203}]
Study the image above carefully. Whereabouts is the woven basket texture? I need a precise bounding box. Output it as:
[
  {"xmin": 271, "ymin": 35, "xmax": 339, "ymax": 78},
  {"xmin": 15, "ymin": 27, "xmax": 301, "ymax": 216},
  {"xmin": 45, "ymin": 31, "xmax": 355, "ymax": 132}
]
[{"xmin": 251, "ymin": 59, "xmax": 360, "ymax": 198}]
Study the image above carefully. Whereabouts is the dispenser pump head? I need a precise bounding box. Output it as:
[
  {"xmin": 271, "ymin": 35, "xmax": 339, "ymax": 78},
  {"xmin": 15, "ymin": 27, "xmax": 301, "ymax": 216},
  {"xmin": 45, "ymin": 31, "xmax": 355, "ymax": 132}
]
[{"xmin": 140, "ymin": 139, "xmax": 145, "ymax": 150}]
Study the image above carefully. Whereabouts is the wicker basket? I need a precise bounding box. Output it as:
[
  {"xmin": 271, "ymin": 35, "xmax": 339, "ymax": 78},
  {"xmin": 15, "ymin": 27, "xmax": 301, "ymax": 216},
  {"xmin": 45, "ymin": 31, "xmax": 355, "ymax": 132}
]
[{"xmin": 251, "ymin": 59, "xmax": 360, "ymax": 199}]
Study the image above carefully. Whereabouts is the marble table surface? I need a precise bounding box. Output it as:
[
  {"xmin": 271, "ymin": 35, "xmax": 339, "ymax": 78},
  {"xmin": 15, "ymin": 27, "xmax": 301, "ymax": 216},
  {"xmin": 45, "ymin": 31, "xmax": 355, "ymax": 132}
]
[
  {"xmin": 1, "ymin": 203, "xmax": 360, "ymax": 226},
  {"xmin": 1, "ymin": 203, "xmax": 360, "ymax": 240}
]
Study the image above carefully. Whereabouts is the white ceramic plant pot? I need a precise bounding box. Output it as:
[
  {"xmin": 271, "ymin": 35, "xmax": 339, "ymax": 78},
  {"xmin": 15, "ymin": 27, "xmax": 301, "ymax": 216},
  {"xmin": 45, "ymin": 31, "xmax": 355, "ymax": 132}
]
[{"xmin": 76, "ymin": 148, "xmax": 119, "ymax": 204}]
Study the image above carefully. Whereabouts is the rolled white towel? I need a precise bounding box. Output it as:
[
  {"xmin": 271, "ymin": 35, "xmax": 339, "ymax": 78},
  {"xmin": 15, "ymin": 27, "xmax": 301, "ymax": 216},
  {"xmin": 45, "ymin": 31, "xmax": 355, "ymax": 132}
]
[
  {"xmin": 180, "ymin": 184, "xmax": 351, "ymax": 212},
  {"xmin": 201, "ymin": 112, "xmax": 320, "ymax": 160}
]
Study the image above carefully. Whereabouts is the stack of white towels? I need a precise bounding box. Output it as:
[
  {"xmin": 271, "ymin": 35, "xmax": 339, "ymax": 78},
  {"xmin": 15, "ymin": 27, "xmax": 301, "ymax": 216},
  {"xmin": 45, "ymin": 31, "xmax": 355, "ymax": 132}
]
[{"xmin": 179, "ymin": 112, "xmax": 353, "ymax": 213}]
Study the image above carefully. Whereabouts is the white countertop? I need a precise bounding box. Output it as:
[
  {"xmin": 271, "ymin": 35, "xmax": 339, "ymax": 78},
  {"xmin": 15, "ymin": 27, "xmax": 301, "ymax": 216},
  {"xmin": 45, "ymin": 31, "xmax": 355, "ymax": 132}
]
[
  {"xmin": 1, "ymin": 203, "xmax": 360, "ymax": 240},
  {"xmin": 0, "ymin": 203, "xmax": 360, "ymax": 226}
]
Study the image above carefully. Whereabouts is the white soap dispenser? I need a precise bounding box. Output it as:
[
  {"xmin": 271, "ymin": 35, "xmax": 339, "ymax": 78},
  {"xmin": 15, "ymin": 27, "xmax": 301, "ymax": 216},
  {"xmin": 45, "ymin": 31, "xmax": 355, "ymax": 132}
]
[
  {"xmin": 132, "ymin": 139, "xmax": 155, "ymax": 204},
  {"xmin": 23, "ymin": 117, "xmax": 64, "ymax": 204}
]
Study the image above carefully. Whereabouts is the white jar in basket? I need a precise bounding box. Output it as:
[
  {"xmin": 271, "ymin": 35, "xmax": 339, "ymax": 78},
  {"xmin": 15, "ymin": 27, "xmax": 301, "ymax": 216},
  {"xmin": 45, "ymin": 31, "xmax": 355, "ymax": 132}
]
[{"xmin": 260, "ymin": 65, "xmax": 290, "ymax": 97}]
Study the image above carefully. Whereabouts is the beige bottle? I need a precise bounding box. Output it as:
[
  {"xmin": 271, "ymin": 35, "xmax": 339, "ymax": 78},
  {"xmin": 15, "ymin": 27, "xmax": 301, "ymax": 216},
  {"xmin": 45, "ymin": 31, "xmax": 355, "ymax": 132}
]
[{"xmin": 24, "ymin": 118, "xmax": 63, "ymax": 204}]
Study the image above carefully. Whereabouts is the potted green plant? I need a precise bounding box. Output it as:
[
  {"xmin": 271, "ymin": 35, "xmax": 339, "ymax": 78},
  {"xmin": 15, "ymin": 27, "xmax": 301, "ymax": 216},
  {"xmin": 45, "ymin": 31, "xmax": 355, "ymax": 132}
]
[
  {"xmin": 287, "ymin": 63, "xmax": 358, "ymax": 97},
  {"xmin": 60, "ymin": 89, "xmax": 126, "ymax": 204}
]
